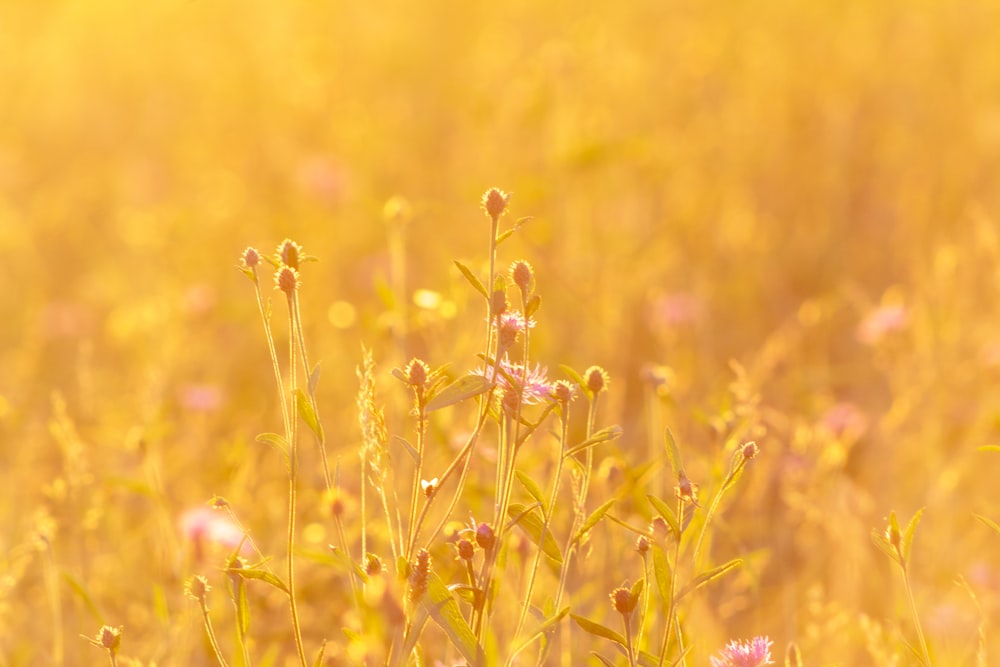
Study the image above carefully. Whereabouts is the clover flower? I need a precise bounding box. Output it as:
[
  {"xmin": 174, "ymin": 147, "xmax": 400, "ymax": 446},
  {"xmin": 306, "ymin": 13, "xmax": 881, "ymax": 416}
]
[{"xmin": 710, "ymin": 636, "xmax": 774, "ymax": 667}]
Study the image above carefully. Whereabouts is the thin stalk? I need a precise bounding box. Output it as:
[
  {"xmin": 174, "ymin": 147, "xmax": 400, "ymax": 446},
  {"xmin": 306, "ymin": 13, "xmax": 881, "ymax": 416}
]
[
  {"xmin": 292, "ymin": 294, "xmax": 332, "ymax": 491},
  {"xmin": 250, "ymin": 269, "xmax": 292, "ymax": 445},
  {"xmin": 622, "ymin": 612, "xmax": 637, "ymax": 667},
  {"xmin": 405, "ymin": 391, "xmax": 428, "ymax": 560},
  {"xmin": 284, "ymin": 293, "xmax": 308, "ymax": 667},
  {"xmin": 901, "ymin": 563, "xmax": 933, "ymax": 667},
  {"xmin": 657, "ymin": 497, "xmax": 685, "ymax": 667},
  {"xmin": 198, "ymin": 600, "xmax": 231, "ymax": 667},
  {"xmin": 692, "ymin": 453, "xmax": 745, "ymax": 568}
]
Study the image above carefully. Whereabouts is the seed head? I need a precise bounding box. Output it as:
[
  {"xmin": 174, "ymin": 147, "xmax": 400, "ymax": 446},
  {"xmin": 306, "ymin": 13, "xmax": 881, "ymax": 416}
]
[
  {"xmin": 650, "ymin": 517, "xmax": 670, "ymax": 542},
  {"xmin": 552, "ymin": 380, "xmax": 576, "ymax": 404},
  {"xmin": 481, "ymin": 187, "xmax": 509, "ymax": 221},
  {"xmin": 741, "ymin": 441, "xmax": 760, "ymax": 461},
  {"xmin": 277, "ymin": 239, "xmax": 303, "ymax": 269},
  {"xmin": 364, "ymin": 553, "xmax": 384, "ymax": 576},
  {"xmin": 476, "ymin": 522, "xmax": 496, "ymax": 551},
  {"xmin": 408, "ymin": 549, "xmax": 431, "ymax": 602},
  {"xmin": 635, "ymin": 535, "xmax": 650, "ymax": 555},
  {"xmin": 585, "ymin": 366, "xmax": 610, "ymax": 395},
  {"xmin": 510, "ymin": 260, "xmax": 534, "ymax": 294},
  {"xmin": 275, "ymin": 266, "xmax": 299, "ymax": 294},
  {"xmin": 87, "ymin": 625, "xmax": 122, "ymax": 655},
  {"xmin": 185, "ymin": 575, "xmax": 211, "ymax": 603}
]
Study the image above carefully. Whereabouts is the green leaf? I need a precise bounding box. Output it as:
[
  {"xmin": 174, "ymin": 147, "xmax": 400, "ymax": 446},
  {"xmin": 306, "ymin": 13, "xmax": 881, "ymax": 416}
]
[
  {"xmin": 495, "ymin": 228, "xmax": 516, "ymax": 245},
  {"xmin": 454, "ymin": 260, "xmax": 488, "ymax": 299},
  {"xmin": 294, "ymin": 388, "xmax": 324, "ymax": 441},
  {"xmin": 647, "ymin": 494, "xmax": 680, "ymax": 540},
  {"xmin": 62, "ymin": 570, "xmax": 104, "ymax": 624},
  {"xmin": 571, "ymin": 614, "xmax": 625, "ymax": 647},
  {"xmin": 652, "ymin": 545, "xmax": 671, "ymax": 608},
  {"xmin": 664, "ymin": 428, "xmax": 683, "ymax": 477},
  {"xmin": 422, "ymin": 573, "xmax": 485, "ymax": 666},
  {"xmin": 630, "ymin": 577, "xmax": 644, "ymax": 601},
  {"xmin": 974, "ymin": 514, "xmax": 1000, "ymax": 536},
  {"xmin": 225, "ymin": 567, "xmax": 290, "ymax": 595},
  {"xmin": 563, "ymin": 425, "xmax": 624, "ymax": 459},
  {"xmin": 673, "ymin": 558, "xmax": 742, "ymax": 602},
  {"xmin": 515, "ymin": 470, "xmax": 547, "ymax": 509},
  {"xmin": 234, "ymin": 576, "xmax": 250, "ymax": 636},
  {"xmin": 507, "ymin": 503, "xmax": 563, "ymax": 563},
  {"xmin": 871, "ymin": 528, "xmax": 901, "ymax": 566},
  {"xmin": 901, "ymin": 507, "xmax": 925, "ymax": 563},
  {"xmin": 558, "ymin": 364, "xmax": 586, "ymax": 390},
  {"xmin": 574, "ymin": 498, "xmax": 616, "ymax": 545},
  {"xmin": 425, "ymin": 374, "xmax": 493, "ymax": 412},
  {"xmin": 509, "ymin": 606, "xmax": 570, "ymax": 659},
  {"xmin": 395, "ymin": 436, "xmax": 419, "ymax": 465},
  {"xmin": 590, "ymin": 653, "xmax": 616, "ymax": 667}
]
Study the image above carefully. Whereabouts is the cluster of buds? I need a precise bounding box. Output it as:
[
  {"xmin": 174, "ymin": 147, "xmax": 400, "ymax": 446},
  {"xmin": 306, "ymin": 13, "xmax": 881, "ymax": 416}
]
[{"xmin": 408, "ymin": 549, "xmax": 431, "ymax": 602}]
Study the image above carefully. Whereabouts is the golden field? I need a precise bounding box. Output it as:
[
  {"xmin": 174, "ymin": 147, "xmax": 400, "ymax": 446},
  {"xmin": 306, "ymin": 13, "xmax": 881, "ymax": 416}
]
[{"xmin": 1, "ymin": 1, "xmax": 999, "ymax": 665}]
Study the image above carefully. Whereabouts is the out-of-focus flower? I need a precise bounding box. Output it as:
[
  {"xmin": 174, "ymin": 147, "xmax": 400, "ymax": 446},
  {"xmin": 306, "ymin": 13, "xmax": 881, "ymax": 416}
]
[
  {"xmin": 710, "ymin": 636, "xmax": 774, "ymax": 667},
  {"xmin": 818, "ymin": 401, "xmax": 868, "ymax": 439},
  {"xmin": 180, "ymin": 507, "xmax": 248, "ymax": 562},
  {"xmin": 179, "ymin": 384, "xmax": 223, "ymax": 413},
  {"xmin": 650, "ymin": 291, "xmax": 702, "ymax": 328},
  {"xmin": 857, "ymin": 303, "xmax": 908, "ymax": 344},
  {"xmin": 476, "ymin": 360, "xmax": 553, "ymax": 405}
]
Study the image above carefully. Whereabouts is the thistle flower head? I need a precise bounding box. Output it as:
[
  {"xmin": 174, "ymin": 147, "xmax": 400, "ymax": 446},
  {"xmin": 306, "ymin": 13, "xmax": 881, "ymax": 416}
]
[
  {"xmin": 185, "ymin": 575, "xmax": 211, "ymax": 603},
  {"xmin": 635, "ymin": 535, "xmax": 650, "ymax": 555},
  {"xmin": 456, "ymin": 538, "xmax": 476, "ymax": 561},
  {"xmin": 552, "ymin": 380, "xmax": 577, "ymax": 404},
  {"xmin": 85, "ymin": 625, "xmax": 122, "ymax": 656},
  {"xmin": 585, "ymin": 365, "xmax": 610, "ymax": 395},
  {"xmin": 364, "ymin": 553, "xmax": 384, "ymax": 576},
  {"xmin": 408, "ymin": 549, "xmax": 431, "ymax": 602},
  {"xmin": 277, "ymin": 238, "xmax": 303, "ymax": 269},
  {"xmin": 674, "ymin": 471, "xmax": 700, "ymax": 506},
  {"xmin": 404, "ymin": 358, "xmax": 430, "ymax": 389},
  {"xmin": 709, "ymin": 636, "xmax": 774, "ymax": 667},
  {"xmin": 241, "ymin": 246, "xmax": 261, "ymax": 268},
  {"xmin": 741, "ymin": 441, "xmax": 760, "ymax": 461},
  {"xmin": 481, "ymin": 187, "xmax": 509, "ymax": 221},
  {"xmin": 476, "ymin": 360, "xmax": 553, "ymax": 406},
  {"xmin": 476, "ymin": 522, "xmax": 496, "ymax": 550},
  {"xmin": 494, "ymin": 311, "xmax": 535, "ymax": 353},
  {"xmin": 609, "ymin": 586, "xmax": 639, "ymax": 615},
  {"xmin": 275, "ymin": 265, "xmax": 299, "ymax": 294},
  {"xmin": 510, "ymin": 260, "xmax": 534, "ymax": 293}
]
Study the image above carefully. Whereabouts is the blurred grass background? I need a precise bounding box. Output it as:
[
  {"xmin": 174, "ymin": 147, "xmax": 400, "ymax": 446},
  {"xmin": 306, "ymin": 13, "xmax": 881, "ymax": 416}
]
[{"xmin": 2, "ymin": 0, "xmax": 1000, "ymax": 664}]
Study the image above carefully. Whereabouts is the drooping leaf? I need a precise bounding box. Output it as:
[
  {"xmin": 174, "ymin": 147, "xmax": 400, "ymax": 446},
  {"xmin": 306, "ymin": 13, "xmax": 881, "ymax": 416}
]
[
  {"xmin": 454, "ymin": 260, "xmax": 488, "ymax": 299},
  {"xmin": 425, "ymin": 375, "xmax": 492, "ymax": 412},
  {"xmin": 294, "ymin": 388, "xmax": 324, "ymax": 441},
  {"xmin": 507, "ymin": 503, "xmax": 563, "ymax": 563},
  {"xmin": 394, "ymin": 436, "xmax": 419, "ymax": 465},
  {"xmin": 673, "ymin": 558, "xmax": 742, "ymax": 602},
  {"xmin": 423, "ymin": 573, "xmax": 485, "ymax": 666},
  {"xmin": 571, "ymin": 614, "xmax": 625, "ymax": 647},
  {"xmin": 664, "ymin": 428, "xmax": 683, "ymax": 477},
  {"xmin": 225, "ymin": 567, "xmax": 290, "ymax": 595},
  {"xmin": 256, "ymin": 432, "xmax": 289, "ymax": 458},
  {"xmin": 573, "ymin": 498, "xmax": 616, "ymax": 544},
  {"xmin": 563, "ymin": 425, "xmax": 624, "ymax": 458}
]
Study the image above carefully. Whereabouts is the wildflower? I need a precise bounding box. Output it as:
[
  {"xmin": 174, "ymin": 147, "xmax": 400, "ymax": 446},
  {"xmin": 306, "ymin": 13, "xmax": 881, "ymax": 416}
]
[
  {"xmin": 404, "ymin": 358, "xmax": 430, "ymax": 389},
  {"xmin": 185, "ymin": 575, "xmax": 211, "ymax": 603},
  {"xmin": 421, "ymin": 477, "xmax": 438, "ymax": 497},
  {"xmin": 364, "ymin": 553, "xmax": 384, "ymax": 576},
  {"xmin": 481, "ymin": 187, "xmax": 509, "ymax": 221},
  {"xmin": 491, "ymin": 288, "xmax": 508, "ymax": 318},
  {"xmin": 180, "ymin": 507, "xmax": 249, "ymax": 562},
  {"xmin": 584, "ymin": 365, "xmax": 610, "ymax": 395},
  {"xmin": 85, "ymin": 625, "xmax": 122, "ymax": 656},
  {"xmin": 456, "ymin": 538, "xmax": 475, "ymax": 561},
  {"xmin": 650, "ymin": 517, "xmax": 670, "ymax": 542},
  {"xmin": 674, "ymin": 471, "xmax": 700, "ymax": 506},
  {"xmin": 857, "ymin": 303, "xmax": 908, "ymax": 344},
  {"xmin": 709, "ymin": 635, "xmax": 774, "ymax": 667},
  {"xmin": 510, "ymin": 260, "xmax": 534, "ymax": 294},
  {"xmin": 179, "ymin": 383, "xmax": 223, "ymax": 412},
  {"xmin": 476, "ymin": 360, "xmax": 553, "ymax": 405},
  {"xmin": 493, "ymin": 311, "xmax": 536, "ymax": 354},
  {"xmin": 476, "ymin": 522, "xmax": 496, "ymax": 551},
  {"xmin": 741, "ymin": 441, "xmax": 760, "ymax": 461},
  {"xmin": 552, "ymin": 380, "xmax": 576, "ymax": 404},
  {"xmin": 277, "ymin": 239, "xmax": 303, "ymax": 270},
  {"xmin": 635, "ymin": 535, "xmax": 650, "ymax": 555},
  {"xmin": 241, "ymin": 247, "xmax": 261, "ymax": 268},
  {"xmin": 275, "ymin": 265, "xmax": 299, "ymax": 294},
  {"xmin": 610, "ymin": 586, "xmax": 639, "ymax": 615}
]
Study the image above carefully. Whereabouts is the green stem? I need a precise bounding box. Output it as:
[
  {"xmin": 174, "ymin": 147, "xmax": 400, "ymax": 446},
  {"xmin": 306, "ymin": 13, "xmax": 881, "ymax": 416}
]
[
  {"xmin": 199, "ymin": 600, "xmax": 231, "ymax": 667},
  {"xmin": 285, "ymin": 294, "xmax": 307, "ymax": 667},
  {"xmin": 901, "ymin": 563, "xmax": 933, "ymax": 667}
]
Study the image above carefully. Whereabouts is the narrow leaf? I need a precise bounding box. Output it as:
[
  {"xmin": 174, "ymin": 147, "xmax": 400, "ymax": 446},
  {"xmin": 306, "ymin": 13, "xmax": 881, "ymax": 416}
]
[
  {"xmin": 571, "ymin": 614, "xmax": 625, "ymax": 647},
  {"xmin": 515, "ymin": 470, "xmax": 547, "ymax": 509},
  {"xmin": 871, "ymin": 528, "xmax": 901, "ymax": 566},
  {"xmin": 312, "ymin": 640, "xmax": 328, "ymax": 667},
  {"xmin": 574, "ymin": 498, "xmax": 616, "ymax": 544},
  {"xmin": 664, "ymin": 428, "xmax": 683, "ymax": 477},
  {"xmin": 62, "ymin": 571, "xmax": 104, "ymax": 623},
  {"xmin": 308, "ymin": 362, "xmax": 322, "ymax": 395},
  {"xmin": 559, "ymin": 364, "xmax": 586, "ymax": 390},
  {"xmin": 652, "ymin": 545, "xmax": 671, "ymax": 608},
  {"xmin": 647, "ymin": 494, "xmax": 680, "ymax": 540},
  {"xmin": 974, "ymin": 514, "xmax": 1000, "ymax": 535},
  {"xmin": 495, "ymin": 229, "xmax": 516, "ymax": 245},
  {"xmin": 394, "ymin": 436, "xmax": 419, "ymax": 465},
  {"xmin": 425, "ymin": 374, "xmax": 492, "ymax": 412},
  {"xmin": 235, "ymin": 578, "xmax": 250, "ymax": 635},
  {"xmin": 454, "ymin": 260, "xmax": 488, "ymax": 299},
  {"xmin": 509, "ymin": 606, "xmax": 570, "ymax": 658},
  {"xmin": 256, "ymin": 432, "xmax": 289, "ymax": 456},
  {"xmin": 525, "ymin": 294, "xmax": 541, "ymax": 317},
  {"xmin": 901, "ymin": 507, "xmax": 925, "ymax": 563},
  {"xmin": 590, "ymin": 653, "xmax": 616, "ymax": 667},
  {"xmin": 507, "ymin": 504, "xmax": 563, "ymax": 563},
  {"xmin": 226, "ymin": 567, "xmax": 290, "ymax": 595},
  {"xmin": 423, "ymin": 573, "xmax": 485, "ymax": 666},
  {"xmin": 294, "ymin": 388, "xmax": 324, "ymax": 441},
  {"xmin": 673, "ymin": 558, "xmax": 742, "ymax": 602}
]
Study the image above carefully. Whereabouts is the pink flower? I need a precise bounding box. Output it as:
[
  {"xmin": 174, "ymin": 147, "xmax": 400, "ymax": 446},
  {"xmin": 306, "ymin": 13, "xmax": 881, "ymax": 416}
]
[
  {"xmin": 476, "ymin": 360, "xmax": 552, "ymax": 405},
  {"xmin": 818, "ymin": 401, "xmax": 869, "ymax": 439},
  {"xmin": 179, "ymin": 384, "xmax": 224, "ymax": 412},
  {"xmin": 710, "ymin": 636, "xmax": 774, "ymax": 667},
  {"xmin": 180, "ymin": 507, "xmax": 248, "ymax": 562},
  {"xmin": 857, "ymin": 304, "xmax": 908, "ymax": 344}
]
